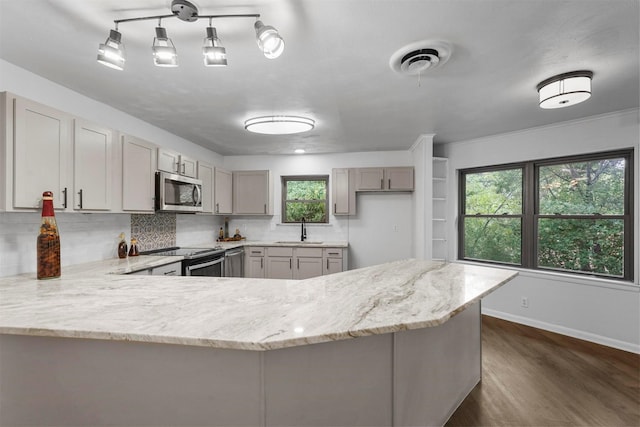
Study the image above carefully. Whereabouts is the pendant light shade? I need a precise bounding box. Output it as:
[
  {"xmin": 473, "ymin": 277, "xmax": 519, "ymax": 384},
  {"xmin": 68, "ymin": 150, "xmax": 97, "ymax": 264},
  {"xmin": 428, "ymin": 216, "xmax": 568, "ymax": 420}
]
[
  {"xmin": 97, "ymin": 29, "xmax": 126, "ymax": 71},
  {"xmin": 254, "ymin": 20, "xmax": 284, "ymax": 59},
  {"xmin": 152, "ymin": 26, "xmax": 178, "ymax": 67},
  {"xmin": 245, "ymin": 116, "xmax": 314, "ymax": 135},
  {"xmin": 537, "ymin": 71, "xmax": 593, "ymax": 109},
  {"xmin": 203, "ymin": 26, "xmax": 227, "ymax": 67}
]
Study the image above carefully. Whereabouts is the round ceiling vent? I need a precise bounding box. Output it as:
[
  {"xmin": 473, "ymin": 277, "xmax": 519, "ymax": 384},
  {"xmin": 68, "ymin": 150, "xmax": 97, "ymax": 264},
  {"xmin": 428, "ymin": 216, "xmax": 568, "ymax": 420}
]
[{"xmin": 390, "ymin": 40, "xmax": 452, "ymax": 76}]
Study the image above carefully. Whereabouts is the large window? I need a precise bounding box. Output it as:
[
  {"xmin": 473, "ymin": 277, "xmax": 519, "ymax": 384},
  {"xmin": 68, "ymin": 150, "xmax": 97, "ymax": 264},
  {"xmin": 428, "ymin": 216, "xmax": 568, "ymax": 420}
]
[
  {"xmin": 459, "ymin": 150, "xmax": 633, "ymax": 280},
  {"xmin": 281, "ymin": 175, "xmax": 329, "ymax": 223}
]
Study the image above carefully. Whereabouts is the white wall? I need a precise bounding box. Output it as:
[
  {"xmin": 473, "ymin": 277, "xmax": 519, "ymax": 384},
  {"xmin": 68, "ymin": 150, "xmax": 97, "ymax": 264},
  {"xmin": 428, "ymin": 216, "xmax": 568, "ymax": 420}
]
[
  {"xmin": 0, "ymin": 60, "xmax": 223, "ymax": 165},
  {"xmin": 441, "ymin": 109, "xmax": 640, "ymax": 353},
  {"xmin": 223, "ymin": 152, "xmax": 415, "ymax": 269},
  {"xmin": 0, "ymin": 60, "xmax": 223, "ymax": 276}
]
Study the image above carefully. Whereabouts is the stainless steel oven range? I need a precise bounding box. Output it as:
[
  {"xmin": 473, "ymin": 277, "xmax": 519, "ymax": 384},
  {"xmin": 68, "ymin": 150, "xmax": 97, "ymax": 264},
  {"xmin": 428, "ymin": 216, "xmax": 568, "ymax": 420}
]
[{"xmin": 141, "ymin": 247, "xmax": 225, "ymax": 277}]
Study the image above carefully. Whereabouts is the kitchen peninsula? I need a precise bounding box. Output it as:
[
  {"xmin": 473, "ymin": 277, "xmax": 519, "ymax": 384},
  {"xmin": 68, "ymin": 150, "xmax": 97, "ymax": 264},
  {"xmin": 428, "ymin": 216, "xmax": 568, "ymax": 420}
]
[{"xmin": 0, "ymin": 258, "xmax": 517, "ymax": 426}]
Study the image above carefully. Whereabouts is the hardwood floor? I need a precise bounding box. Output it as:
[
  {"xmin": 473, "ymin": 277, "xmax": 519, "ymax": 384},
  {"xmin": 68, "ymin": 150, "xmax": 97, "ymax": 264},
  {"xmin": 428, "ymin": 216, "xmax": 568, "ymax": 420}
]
[{"xmin": 446, "ymin": 315, "xmax": 640, "ymax": 427}]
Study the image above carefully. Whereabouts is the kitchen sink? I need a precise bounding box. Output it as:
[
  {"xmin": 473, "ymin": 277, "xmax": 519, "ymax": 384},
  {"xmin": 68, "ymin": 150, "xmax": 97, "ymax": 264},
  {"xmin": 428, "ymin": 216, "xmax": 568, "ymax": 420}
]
[{"xmin": 276, "ymin": 241, "xmax": 323, "ymax": 244}]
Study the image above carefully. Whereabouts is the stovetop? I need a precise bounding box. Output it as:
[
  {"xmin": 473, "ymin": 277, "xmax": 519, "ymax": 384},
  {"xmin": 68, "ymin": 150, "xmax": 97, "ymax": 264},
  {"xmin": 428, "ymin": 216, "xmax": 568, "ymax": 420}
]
[{"xmin": 141, "ymin": 246, "xmax": 225, "ymax": 259}]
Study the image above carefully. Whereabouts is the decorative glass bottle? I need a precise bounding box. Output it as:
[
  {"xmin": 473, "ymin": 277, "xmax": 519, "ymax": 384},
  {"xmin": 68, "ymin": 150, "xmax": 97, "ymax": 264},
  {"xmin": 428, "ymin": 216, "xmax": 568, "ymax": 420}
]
[
  {"xmin": 128, "ymin": 238, "xmax": 139, "ymax": 257},
  {"xmin": 117, "ymin": 232, "xmax": 128, "ymax": 259},
  {"xmin": 37, "ymin": 191, "xmax": 61, "ymax": 279}
]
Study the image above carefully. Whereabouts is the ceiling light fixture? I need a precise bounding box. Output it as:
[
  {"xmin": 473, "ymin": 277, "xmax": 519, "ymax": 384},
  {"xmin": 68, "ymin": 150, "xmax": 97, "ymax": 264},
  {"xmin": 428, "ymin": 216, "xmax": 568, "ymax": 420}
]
[
  {"xmin": 294, "ymin": 148, "xmax": 306, "ymax": 154},
  {"xmin": 97, "ymin": 0, "xmax": 283, "ymax": 70},
  {"xmin": 244, "ymin": 116, "xmax": 315, "ymax": 135},
  {"xmin": 537, "ymin": 70, "xmax": 593, "ymax": 109},
  {"xmin": 97, "ymin": 29, "xmax": 126, "ymax": 70},
  {"xmin": 152, "ymin": 24, "xmax": 178, "ymax": 67},
  {"xmin": 202, "ymin": 24, "xmax": 227, "ymax": 67}
]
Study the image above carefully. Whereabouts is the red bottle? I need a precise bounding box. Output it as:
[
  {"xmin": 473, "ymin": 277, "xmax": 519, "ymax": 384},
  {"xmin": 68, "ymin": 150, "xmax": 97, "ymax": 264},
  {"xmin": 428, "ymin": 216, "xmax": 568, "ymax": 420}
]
[{"xmin": 37, "ymin": 191, "xmax": 61, "ymax": 279}]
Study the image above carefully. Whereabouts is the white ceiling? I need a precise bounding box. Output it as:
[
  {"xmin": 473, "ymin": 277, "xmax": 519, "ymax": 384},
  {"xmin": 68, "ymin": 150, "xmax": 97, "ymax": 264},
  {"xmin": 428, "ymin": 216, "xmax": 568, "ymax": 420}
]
[{"xmin": 0, "ymin": 0, "xmax": 638, "ymax": 155}]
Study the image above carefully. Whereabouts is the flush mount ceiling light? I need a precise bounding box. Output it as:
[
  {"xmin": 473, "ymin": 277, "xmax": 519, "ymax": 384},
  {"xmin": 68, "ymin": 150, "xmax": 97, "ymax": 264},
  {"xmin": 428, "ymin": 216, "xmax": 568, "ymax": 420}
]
[
  {"xmin": 537, "ymin": 70, "xmax": 593, "ymax": 109},
  {"xmin": 97, "ymin": 0, "xmax": 284, "ymax": 70},
  {"xmin": 244, "ymin": 116, "xmax": 315, "ymax": 135}
]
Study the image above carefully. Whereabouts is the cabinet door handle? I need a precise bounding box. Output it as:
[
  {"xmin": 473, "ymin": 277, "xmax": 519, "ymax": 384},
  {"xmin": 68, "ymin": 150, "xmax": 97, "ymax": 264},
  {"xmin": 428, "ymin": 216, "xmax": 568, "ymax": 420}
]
[
  {"xmin": 297, "ymin": 258, "xmax": 300, "ymax": 269},
  {"xmin": 182, "ymin": 163, "xmax": 186, "ymax": 174},
  {"xmin": 78, "ymin": 189, "xmax": 83, "ymax": 209},
  {"xmin": 327, "ymin": 259, "xmax": 329, "ymax": 270},
  {"xmin": 261, "ymin": 258, "xmax": 263, "ymax": 269},
  {"xmin": 163, "ymin": 270, "xmax": 177, "ymax": 275},
  {"xmin": 380, "ymin": 178, "xmax": 384, "ymax": 189},
  {"xmin": 62, "ymin": 187, "xmax": 67, "ymax": 209},
  {"xmin": 334, "ymin": 203, "xmax": 337, "ymax": 214},
  {"xmin": 289, "ymin": 259, "xmax": 292, "ymax": 269},
  {"xmin": 388, "ymin": 179, "xmax": 391, "ymax": 189},
  {"xmin": 175, "ymin": 161, "xmax": 180, "ymax": 173},
  {"xmin": 264, "ymin": 204, "xmax": 267, "ymax": 214},
  {"xmin": 215, "ymin": 203, "xmax": 219, "ymax": 213}
]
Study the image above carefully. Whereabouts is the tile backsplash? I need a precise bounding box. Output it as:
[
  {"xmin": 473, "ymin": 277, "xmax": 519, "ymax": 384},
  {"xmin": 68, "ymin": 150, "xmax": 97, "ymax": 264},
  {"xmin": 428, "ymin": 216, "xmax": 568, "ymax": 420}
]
[{"xmin": 130, "ymin": 213, "xmax": 176, "ymax": 251}]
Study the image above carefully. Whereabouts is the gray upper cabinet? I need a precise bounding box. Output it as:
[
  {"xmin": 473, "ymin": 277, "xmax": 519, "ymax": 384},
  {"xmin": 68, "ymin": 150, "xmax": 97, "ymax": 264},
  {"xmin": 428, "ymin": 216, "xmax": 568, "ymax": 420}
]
[
  {"xmin": 332, "ymin": 168, "xmax": 356, "ymax": 215},
  {"xmin": 122, "ymin": 134, "xmax": 156, "ymax": 212},
  {"xmin": 214, "ymin": 167, "xmax": 232, "ymax": 214},
  {"xmin": 232, "ymin": 170, "xmax": 273, "ymax": 215},
  {"xmin": 355, "ymin": 167, "xmax": 414, "ymax": 192},
  {"xmin": 197, "ymin": 161, "xmax": 214, "ymax": 214},
  {"xmin": 157, "ymin": 148, "xmax": 196, "ymax": 178},
  {"xmin": 73, "ymin": 119, "xmax": 113, "ymax": 211},
  {"xmin": 11, "ymin": 96, "xmax": 71, "ymax": 210}
]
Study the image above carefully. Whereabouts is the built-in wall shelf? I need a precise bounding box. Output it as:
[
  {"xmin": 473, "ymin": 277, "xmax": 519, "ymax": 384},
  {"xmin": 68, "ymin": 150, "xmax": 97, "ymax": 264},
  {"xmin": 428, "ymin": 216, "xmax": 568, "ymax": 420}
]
[{"xmin": 432, "ymin": 157, "xmax": 448, "ymax": 261}]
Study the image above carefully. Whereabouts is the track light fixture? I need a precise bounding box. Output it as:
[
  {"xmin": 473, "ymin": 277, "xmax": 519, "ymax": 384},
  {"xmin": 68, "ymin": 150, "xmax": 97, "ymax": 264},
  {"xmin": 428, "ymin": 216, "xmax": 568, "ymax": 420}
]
[{"xmin": 97, "ymin": 0, "xmax": 284, "ymax": 70}]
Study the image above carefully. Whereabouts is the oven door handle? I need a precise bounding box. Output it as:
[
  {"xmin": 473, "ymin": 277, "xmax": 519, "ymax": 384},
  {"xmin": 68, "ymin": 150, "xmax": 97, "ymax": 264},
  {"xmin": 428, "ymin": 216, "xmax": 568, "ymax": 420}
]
[{"xmin": 186, "ymin": 257, "xmax": 224, "ymax": 274}]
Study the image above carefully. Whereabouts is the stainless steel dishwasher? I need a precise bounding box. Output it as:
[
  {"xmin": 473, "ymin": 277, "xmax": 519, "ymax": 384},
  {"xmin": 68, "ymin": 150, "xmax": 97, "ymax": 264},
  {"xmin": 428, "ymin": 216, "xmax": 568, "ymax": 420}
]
[{"xmin": 224, "ymin": 247, "xmax": 245, "ymax": 277}]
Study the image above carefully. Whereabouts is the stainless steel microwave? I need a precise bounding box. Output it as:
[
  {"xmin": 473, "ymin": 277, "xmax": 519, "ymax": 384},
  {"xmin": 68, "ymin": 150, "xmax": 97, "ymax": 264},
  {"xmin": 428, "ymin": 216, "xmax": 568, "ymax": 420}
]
[{"xmin": 155, "ymin": 171, "xmax": 203, "ymax": 213}]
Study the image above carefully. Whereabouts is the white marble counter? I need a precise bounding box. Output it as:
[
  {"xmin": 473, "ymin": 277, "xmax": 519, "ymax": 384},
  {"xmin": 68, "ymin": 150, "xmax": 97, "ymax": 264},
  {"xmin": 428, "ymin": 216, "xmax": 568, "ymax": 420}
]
[
  {"xmin": 196, "ymin": 240, "xmax": 349, "ymax": 250},
  {"xmin": 0, "ymin": 259, "xmax": 516, "ymax": 351}
]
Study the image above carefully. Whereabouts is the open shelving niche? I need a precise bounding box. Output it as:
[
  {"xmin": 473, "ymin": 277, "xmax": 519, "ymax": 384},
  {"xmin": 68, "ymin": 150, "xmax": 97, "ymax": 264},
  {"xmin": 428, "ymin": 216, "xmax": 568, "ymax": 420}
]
[{"xmin": 432, "ymin": 157, "xmax": 448, "ymax": 261}]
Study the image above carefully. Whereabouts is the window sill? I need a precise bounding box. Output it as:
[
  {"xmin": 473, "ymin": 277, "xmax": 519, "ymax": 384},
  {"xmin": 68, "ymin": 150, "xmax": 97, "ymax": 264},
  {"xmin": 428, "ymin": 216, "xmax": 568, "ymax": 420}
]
[{"xmin": 456, "ymin": 259, "xmax": 639, "ymax": 292}]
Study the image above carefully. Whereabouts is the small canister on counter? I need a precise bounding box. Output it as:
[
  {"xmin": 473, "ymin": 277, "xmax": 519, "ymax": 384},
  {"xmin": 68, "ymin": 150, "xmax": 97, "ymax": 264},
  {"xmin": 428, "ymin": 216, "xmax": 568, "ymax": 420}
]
[{"xmin": 37, "ymin": 191, "xmax": 61, "ymax": 280}]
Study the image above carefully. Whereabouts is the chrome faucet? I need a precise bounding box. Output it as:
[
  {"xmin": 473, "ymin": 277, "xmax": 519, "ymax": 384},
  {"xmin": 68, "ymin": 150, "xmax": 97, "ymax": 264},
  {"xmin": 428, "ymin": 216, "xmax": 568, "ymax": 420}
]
[{"xmin": 301, "ymin": 217, "xmax": 307, "ymax": 242}]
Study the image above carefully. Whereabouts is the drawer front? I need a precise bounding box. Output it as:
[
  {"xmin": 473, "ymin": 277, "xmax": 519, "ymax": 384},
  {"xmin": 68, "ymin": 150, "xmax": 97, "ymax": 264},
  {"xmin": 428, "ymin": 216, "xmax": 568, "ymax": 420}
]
[
  {"xmin": 295, "ymin": 247, "xmax": 323, "ymax": 258},
  {"xmin": 267, "ymin": 247, "xmax": 294, "ymax": 257},
  {"xmin": 152, "ymin": 261, "xmax": 182, "ymax": 276},
  {"xmin": 247, "ymin": 247, "xmax": 265, "ymax": 256},
  {"xmin": 323, "ymin": 248, "xmax": 343, "ymax": 258}
]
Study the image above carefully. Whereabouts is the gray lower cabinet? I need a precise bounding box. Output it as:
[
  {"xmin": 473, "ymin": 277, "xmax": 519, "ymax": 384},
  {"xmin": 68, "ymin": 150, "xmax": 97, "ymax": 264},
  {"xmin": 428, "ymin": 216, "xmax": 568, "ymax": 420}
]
[
  {"xmin": 245, "ymin": 247, "xmax": 265, "ymax": 278},
  {"xmin": 323, "ymin": 248, "xmax": 344, "ymax": 275},
  {"xmin": 266, "ymin": 247, "xmax": 294, "ymax": 279},
  {"xmin": 245, "ymin": 246, "xmax": 345, "ymax": 279},
  {"xmin": 294, "ymin": 247, "xmax": 323, "ymax": 280}
]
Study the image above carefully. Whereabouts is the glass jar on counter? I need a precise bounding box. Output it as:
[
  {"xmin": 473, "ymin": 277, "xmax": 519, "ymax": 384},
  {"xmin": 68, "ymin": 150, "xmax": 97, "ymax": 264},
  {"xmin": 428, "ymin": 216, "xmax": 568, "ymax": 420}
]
[{"xmin": 128, "ymin": 238, "xmax": 139, "ymax": 257}]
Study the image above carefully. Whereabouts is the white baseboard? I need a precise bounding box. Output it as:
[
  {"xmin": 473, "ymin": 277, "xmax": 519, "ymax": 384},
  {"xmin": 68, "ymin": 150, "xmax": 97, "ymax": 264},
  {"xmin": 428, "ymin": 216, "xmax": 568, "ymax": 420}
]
[{"xmin": 482, "ymin": 308, "xmax": 640, "ymax": 354}]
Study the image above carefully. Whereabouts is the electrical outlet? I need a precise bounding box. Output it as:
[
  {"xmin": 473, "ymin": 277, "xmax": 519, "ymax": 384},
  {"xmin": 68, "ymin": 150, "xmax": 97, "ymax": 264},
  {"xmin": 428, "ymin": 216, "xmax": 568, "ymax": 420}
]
[{"xmin": 521, "ymin": 297, "xmax": 529, "ymax": 308}]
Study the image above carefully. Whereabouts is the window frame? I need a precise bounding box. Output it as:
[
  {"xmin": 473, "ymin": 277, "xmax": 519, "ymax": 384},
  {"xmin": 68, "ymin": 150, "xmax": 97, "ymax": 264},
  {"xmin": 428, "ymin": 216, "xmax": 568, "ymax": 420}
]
[
  {"xmin": 281, "ymin": 175, "xmax": 329, "ymax": 224},
  {"xmin": 458, "ymin": 149, "xmax": 634, "ymax": 281}
]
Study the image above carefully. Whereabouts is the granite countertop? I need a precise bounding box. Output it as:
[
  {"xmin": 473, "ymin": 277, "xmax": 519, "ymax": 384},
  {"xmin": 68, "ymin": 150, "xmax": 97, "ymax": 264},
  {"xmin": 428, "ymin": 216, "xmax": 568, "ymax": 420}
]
[{"xmin": 0, "ymin": 256, "xmax": 517, "ymax": 351}]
